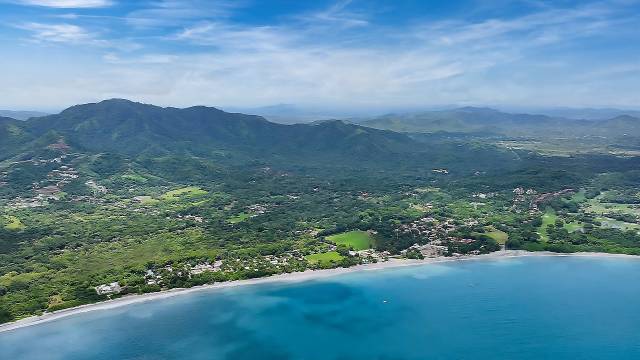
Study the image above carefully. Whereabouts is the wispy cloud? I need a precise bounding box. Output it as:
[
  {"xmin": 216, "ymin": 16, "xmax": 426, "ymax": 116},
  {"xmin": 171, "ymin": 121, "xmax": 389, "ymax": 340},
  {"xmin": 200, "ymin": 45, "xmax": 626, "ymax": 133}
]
[
  {"xmin": 16, "ymin": 21, "xmax": 141, "ymax": 50},
  {"xmin": 13, "ymin": 0, "xmax": 113, "ymax": 8},
  {"xmin": 174, "ymin": 22, "xmax": 292, "ymax": 52},
  {"xmin": 126, "ymin": 0, "xmax": 239, "ymax": 27},
  {"xmin": 18, "ymin": 22, "xmax": 101, "ymax": 43},
  {"xmin": 103, "ymin": 53, "xmax": 178, "ymax": 64},
  {"xmin": 300, "ymin": 0, "xmax": 369, "ymax": 28},
  {"xmin": 416, "ymin": 2, "xmax": 617, "ymax": 48}
]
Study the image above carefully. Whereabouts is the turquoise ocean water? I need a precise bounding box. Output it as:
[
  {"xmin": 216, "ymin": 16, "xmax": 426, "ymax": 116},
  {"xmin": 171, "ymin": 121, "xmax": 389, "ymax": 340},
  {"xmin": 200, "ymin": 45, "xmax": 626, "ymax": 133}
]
[{"xmin": 2, "ymin": 256, "xmax": 640, "ymax": 359}]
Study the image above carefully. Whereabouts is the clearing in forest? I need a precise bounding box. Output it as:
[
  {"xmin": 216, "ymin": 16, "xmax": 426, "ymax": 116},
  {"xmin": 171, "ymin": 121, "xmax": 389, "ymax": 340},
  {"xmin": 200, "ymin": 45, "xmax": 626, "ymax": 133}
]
[{"xmin": 327, "ymin": 230, "xmax": 373, "ymax": 250}]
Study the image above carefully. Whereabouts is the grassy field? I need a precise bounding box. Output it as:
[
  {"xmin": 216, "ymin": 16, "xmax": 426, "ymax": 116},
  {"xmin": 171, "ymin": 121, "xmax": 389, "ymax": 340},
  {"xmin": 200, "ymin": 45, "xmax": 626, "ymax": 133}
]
[
  {"xmin": 569, "ymin": 190, "xmax": 587, "ymax": 203},
  {"xmin": 135, "ymin": 196, "xmax": 160, "ymax": 205},
  {"xmin": 161, "ymin": 186, "xmax": 208, "ymax": 201},
  {"xmin": 585, "ymin": 192, "xmax": 640, "ymax": 217},
  {"xmin": 564, "ymin": 221, "xmax": 584, "ymax": 233},
  {"xmin": 538, "ymin": 208, "xmax": 557, "ymax": 242},
  {"xmin": 484, "ymin": 227, "xmax": 508, "ymax": 244},
  {"xmin": 305, "ymin": 251, "xmax": 344, "ymax": 265},
  {"xmin": 327, "ymin": 230, "xmax": 373, "ymax": 250},
  {"xmin": 596, "ymin": 217, "xmax": 640, "ymax": 231},
  {"xmin": 228, "ymin": 212, "xmax": 251, "ymax": 224},
  {"xmin": 121, "ymin": 173, "xmax": 148, "ymax": 183},
  {"xmin": 3, "ymin": 216, "xmax": 25, "ymax": 231}
]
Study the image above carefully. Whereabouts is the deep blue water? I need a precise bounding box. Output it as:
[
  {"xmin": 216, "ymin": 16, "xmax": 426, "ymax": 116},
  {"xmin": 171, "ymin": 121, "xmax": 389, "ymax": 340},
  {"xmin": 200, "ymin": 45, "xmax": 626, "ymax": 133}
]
[{"xmin": 3, "ymin": 256, "xmax": 640, "ymax": 360}]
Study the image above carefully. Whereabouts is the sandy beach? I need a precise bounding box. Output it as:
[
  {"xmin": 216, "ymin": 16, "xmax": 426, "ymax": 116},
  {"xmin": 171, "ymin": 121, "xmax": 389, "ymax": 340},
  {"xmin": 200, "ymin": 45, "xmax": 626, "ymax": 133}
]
[{"xmin": 1, "ymin": 250, "xmax": 639, "ymax": 334}]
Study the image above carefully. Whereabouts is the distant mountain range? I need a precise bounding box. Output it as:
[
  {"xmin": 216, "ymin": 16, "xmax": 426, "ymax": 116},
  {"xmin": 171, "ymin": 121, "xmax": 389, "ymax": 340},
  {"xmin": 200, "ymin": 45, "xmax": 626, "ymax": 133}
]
[
  {"xmin": 227, "ymin": 104, "xmax": 356, "ymax": 124},
  {"xmin": 354, "ymin": 107, "xmax": 640, "ymax": 138},
  {"xmin": 530, "ymin": 107, "xmax": 640, "ymax": 120},
  {"xmin": 0, "ymin": 110, "xmax": 49, "ymax": 121},
  {"xmin": 227, "ymin": 104, "xmax": 640, "ymax": 125}
]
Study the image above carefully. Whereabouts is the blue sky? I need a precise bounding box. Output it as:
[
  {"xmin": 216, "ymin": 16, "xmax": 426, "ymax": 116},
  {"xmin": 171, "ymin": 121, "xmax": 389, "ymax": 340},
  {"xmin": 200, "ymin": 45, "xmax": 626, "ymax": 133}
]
[{"xmin": 1, "ymin": 0, "xmax": 639, "ymax": 111}]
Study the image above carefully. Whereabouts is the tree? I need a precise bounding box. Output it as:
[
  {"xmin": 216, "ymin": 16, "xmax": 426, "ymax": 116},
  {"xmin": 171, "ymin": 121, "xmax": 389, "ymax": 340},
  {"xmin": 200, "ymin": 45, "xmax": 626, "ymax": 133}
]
[
  {"xmin": 0, "ymin": 308, "xmax": 14, "ymax": 323},
  {"xmin": 336, "ymin": 244, "xmax": 350, "ymax": 256}
]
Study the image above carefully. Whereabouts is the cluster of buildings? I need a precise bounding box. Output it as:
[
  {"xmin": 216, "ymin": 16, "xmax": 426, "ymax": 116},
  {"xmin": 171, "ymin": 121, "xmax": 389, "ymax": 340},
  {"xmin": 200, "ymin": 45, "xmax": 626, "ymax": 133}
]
[
  {"xmin": 222, "ymin": 252, "xmax": 306, "ymax": 272},
  {"xmin": 396, "ymin": 216, "xmax": 483, "ymax": 253},
  {"xmin": 142, "ymin": 253, "xmax": 311, "ymax": 286},
  {"xmin": 352, "ymin": 249, "xmax": 391, "ymax": 263},
  {"xmin": 512, "ymin": 187, "xmax": 538, "ymax": 203},
  {"xmin": 247, "ymin": 204, "xmax": 268, "ymax": 216},
  {"xmin": 472, "ymin": 192, "xmax": 496, "ymax": 200},
  {"xmin": 8, "ymin": 196, "xmax": 48, "ymax": 209},
  {"xmin": 34, "ymin": 185, "xmax": 62, "ymax": 199},
  {"xmin": 398, "ymin": 216, "xmax": 457, "ymax": 242},
  {"xmin": 188, "ymin": 261, "xmax": 223, "ymax": 275},
  {"xmin": 85, "ymin": 180, "xmax": 107, "ymax": 195},
  {"xmin": 530, "ymin": 188, "xmax": 575, "ymax": 211},
  {"xmin": 5, "ymin": 155, "xmax": 86, "ymax": 209},
  {"xmin": 400, "ymin": 243, "xmax": 448, "ymax": 258},
  {"xmin": 47, "ymin": 139, "xmax": 71, "ymax": 152},
  {"xmin": 176, "ymin": 214, "xmax": 204, "ymax": 223},
  {"xmin": 95, "ymin": 282, "xmax": 122, "ymax": 295},
  {"xmin": 46, "ymin": 165, "xmax": 79, "ymax": 187}
]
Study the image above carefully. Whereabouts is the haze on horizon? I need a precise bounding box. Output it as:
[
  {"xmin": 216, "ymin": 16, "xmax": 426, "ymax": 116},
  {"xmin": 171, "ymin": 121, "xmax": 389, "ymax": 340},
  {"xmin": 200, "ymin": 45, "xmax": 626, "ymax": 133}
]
[{"xmin": 1, "ymin": 0, "xmax": 639, "ymax": 111}]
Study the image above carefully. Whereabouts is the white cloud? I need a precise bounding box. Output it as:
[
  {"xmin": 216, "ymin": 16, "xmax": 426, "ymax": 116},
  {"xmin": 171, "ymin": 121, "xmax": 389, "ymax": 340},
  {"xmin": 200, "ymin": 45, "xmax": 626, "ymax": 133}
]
[
  {"xmin": 415, "ymin": 2, "xmax": 615, "ymax": 49},
  {"xmin": 16, "ymin": 22, "xmax": 143, "ymax": 50},
  {"xmin": 15, "ymin": 0, "xmax": 113, "ymax": 8},
  {"xmin": 300, "ymin": 0, "xmax": 369, "ymax": 28},
  {"xmin": 19, "ymin": 22, "xmax": 98, "ymax": 43},
  {"xmin": 174, "ymin": 22, "xmax": 293, "ymax": 52},
  {"xmin": 126, "ymin": 0, "xmax": 239, "ymax": 27}
]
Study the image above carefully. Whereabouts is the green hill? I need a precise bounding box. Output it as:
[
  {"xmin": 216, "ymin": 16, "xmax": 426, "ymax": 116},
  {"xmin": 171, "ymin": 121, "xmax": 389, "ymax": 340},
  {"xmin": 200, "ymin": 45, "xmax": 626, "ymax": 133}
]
[
  {"xmin": 24, "ymin": 99, "xmax": 415, "ymax": 161},
  {"xmin": 0, "ymin": 116, "xmax": 31, "ymax": 159}
]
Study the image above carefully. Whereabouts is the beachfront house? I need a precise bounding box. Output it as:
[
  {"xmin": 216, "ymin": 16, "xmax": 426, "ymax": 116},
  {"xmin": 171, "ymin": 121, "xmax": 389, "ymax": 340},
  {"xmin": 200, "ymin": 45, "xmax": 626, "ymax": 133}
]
[{"xmin": 95, "ymin": 282, "xmax": 122, "ymax": 295}]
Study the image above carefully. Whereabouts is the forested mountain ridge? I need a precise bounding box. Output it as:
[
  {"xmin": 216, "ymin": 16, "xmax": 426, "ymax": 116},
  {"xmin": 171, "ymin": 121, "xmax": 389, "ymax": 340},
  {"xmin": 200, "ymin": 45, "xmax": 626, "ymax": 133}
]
[
  {"xmin": 16, "ymin": 99, "xmax": 416, "ymax": 160},
  {"xmin": 0, "ymin": 116, "xmax": 20, "ymax": 133},
  {"xmin": 0, "ymin": 116, "xmax": 30, "ymax": 156}
]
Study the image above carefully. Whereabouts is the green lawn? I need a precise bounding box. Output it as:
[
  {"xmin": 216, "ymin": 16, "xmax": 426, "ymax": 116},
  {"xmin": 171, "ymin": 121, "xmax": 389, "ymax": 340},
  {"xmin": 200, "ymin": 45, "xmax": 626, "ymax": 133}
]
[
  {"xmin": 305, "ymin": 251, "xmax": 344, "ymax": 265},
  {"xmin": 135, "ymin": 196, "xmax": 160, "ymax": 205},
  {"xmin": 161, "ymin": 186, "xmax": 208, "ymax": 201},
  {"xmin": 538, "ymin": 208, "xmax": 557, "ymax": 242},
  {"xmin": 228, "ymin": 212, "xmax": 251, "ymax": 224},
  {"xmin": 585, "ymin": 192, "xmax": 640, "ymax": 217},
  {"xmin": 596, "ymin": 217, "xmax": 640, "ymax": 231},
  {"xmin": 564, "ymin": 221, "xmax": 584, "ymax": 233},
  {"xmin": 326, "ymin": 230, "xmax": 373, "ymax": 250},
  {"xmin": 569, "ymin": 190, "xmax": 587, "ymax": 203},
  {"xmin": 484, "ymin": 227, "xmax": 508, "ymax": 244},
  {"xmin": 4, "ymin": 216, "xmax": 25, "ymax": 231},
  {"xmin": 121, "ymin": 173, "xmax": 148, "ymax": 183}
]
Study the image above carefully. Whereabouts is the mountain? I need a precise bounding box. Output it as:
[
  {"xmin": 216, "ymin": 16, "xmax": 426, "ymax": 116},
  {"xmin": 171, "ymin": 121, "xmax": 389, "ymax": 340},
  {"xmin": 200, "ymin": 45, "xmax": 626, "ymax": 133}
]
[
  {"xmin": 357, "ymin": 107, "xmax": 561, "ymax": 135},
  {"xmin": 596, "ymin": 115, "xmax": 640, "ymax": 136},
  {"xmin": 0, "ymin": 116, "xmax": 30, "ymax": 156},
  {"xmin": 356, "ymin": 107, "xmax": 640, "ymax": 138},
  {"xmin": 227, "ymin": 104, "xmax": 352, "ymax": 124},
  {"xmin": 0, "ymin": 110, "xmax": 49, "ymax": 120},
  {"xmin": 22, "ymin": 99, "xmax": 417, "ymax": 160},
  {"xmin": 530, "ymin": 107, "xmax": 640, "ymax": 120},
  {"xmin": 0, "ymin": 116, "xmax": 19, "ymax": 142}
]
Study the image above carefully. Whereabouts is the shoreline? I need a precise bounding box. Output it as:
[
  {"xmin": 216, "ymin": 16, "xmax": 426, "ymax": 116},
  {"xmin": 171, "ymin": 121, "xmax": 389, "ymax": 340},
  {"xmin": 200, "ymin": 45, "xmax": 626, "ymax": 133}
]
[{"xmin": 1, "ymin": 250, "xmax": 639, "ymax": 334}]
